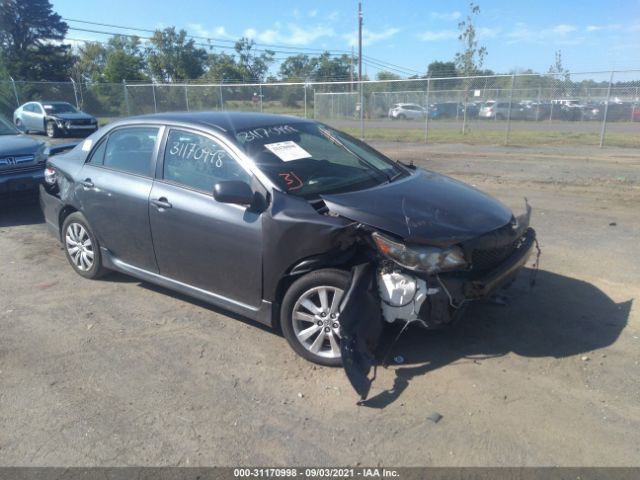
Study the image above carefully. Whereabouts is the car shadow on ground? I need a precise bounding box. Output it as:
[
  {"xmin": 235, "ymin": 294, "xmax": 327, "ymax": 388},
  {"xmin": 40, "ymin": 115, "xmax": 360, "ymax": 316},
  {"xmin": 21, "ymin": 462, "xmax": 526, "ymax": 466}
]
[
  {"xmin": 362, "ymin": 268, "xmax": 632, "ymax": 408},
  {"xmin": 0, "ymin": 198, "xmax": 43, "ymax": 227}
]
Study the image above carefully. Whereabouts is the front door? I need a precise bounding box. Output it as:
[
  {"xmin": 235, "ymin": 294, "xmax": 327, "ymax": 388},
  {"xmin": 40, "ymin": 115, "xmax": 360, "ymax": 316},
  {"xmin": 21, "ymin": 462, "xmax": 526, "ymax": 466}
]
[
  {"xmin": 76, "ymin": 126, "xmax": 161, "ymax": 272},
  {"xmin": 149, "ymin": 128, "xmax": 263, "ymax": 307}
]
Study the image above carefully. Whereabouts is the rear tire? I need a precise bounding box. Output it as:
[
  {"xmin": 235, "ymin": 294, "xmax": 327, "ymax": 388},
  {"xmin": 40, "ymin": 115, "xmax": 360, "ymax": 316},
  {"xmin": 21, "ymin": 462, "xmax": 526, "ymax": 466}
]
[
  {"xmin": 61, "ymin": 212, "xmax": 108, "ymax": 279},
  {"xmin": 281, "ymin": 269, "xmax": 350, "ymax": 366}
]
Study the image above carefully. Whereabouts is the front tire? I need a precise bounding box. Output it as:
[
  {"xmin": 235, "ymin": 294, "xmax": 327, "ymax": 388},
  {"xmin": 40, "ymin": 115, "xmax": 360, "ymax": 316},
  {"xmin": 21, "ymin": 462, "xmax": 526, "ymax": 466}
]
[
  {"xmin": 281, "ymin": 269, "xmax": 350, "ymax": 366},
  {"xmin": 46, "ymin": 121, "xmax": 59, "ymax": 138},
  {"xmin": 62, "ymin": 212, "xmax": 107, "ymax": 279}
]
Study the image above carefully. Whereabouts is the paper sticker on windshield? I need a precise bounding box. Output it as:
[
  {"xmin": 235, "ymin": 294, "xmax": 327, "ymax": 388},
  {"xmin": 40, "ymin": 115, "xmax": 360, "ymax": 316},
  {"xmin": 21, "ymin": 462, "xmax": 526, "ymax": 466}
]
[
  {"xmin": 81, "ymin": 139, "xmax": 92, "ymax": 151},
  {"xmin": 264, "ymin": 141, "xmax": 311, "ymax": 162},
  {"xmin": 43, "ymin": 105, "xmax": 53, "ymax": 109}
]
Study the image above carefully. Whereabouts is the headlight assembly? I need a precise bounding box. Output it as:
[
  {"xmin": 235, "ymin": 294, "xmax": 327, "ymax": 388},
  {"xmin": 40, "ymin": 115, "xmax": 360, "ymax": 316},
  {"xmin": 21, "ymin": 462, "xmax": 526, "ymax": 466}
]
[{"xmin": 372, "ymin": 231, "xmax": 467, "ymax": 274}]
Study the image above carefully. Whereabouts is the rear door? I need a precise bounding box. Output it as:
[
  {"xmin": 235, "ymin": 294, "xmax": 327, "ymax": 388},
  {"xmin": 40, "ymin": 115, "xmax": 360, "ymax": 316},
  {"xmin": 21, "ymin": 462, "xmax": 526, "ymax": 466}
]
[
  {"xmin": 148, "ymin": 127, "xmax": 263, "ymax": 307},
  {"xmin": 76, "ymin": 125, "xmax": 161, "ymax": 272}
]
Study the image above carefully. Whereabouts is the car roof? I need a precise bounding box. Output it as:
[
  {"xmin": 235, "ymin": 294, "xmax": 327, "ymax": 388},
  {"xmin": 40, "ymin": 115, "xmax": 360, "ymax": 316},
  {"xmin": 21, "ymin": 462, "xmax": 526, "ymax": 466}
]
[{"xmin": 113, "ymin": 111, "xmax": 315, "ymax": 133}]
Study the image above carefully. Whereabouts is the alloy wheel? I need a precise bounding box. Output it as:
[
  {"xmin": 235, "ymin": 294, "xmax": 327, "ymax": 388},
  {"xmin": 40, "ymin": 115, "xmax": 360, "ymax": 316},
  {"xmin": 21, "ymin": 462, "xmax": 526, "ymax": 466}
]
[
  {"xmin": 65, "ymin": 222, "xmax": 94, "ymax": 271},
  {"xmin": 291, "ymin": 286, "xmax": 344, "ymax": 359}
]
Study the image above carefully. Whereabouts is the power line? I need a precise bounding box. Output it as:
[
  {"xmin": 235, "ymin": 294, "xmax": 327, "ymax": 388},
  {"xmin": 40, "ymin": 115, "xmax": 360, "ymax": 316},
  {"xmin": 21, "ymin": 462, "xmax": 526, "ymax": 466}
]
[{"xmin": 63, "ymin": 17, "xmax": 424, "ymax": 77}]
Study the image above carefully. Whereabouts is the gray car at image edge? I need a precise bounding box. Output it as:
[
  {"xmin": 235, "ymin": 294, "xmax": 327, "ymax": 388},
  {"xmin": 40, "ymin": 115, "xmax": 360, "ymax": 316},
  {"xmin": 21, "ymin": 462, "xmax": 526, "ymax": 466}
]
[{"xmin": 40, "ymin": 112, "xmax": 536, "ymax": 394}]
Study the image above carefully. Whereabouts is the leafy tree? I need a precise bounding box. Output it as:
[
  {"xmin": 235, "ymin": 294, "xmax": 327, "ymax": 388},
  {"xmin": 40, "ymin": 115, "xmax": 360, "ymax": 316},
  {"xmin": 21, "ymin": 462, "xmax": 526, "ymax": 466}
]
[
  {"xmin": 454, "ymin": 2, "xmax": 487, "ymax": 77},
  {"xmin": 103, "ymin": 35, "xmax": 146, "ymax": 82},
  {"xmin": 279, "ymin": 54, "xmax": 317, "ymax": 82},
  {"xmin": 454, "ymin": 2, "xmax": 488, "ymax": 133},
  {"xmin": 427, "ymin": 60, "xmax": 458, "ymax": 89},
  {"xmin": 0, "ymin": 0, "xmax": 74, "ymax": 80},
  {"xmin": 205, "ymin": 52, "xmax": 244, "ymax": 82},
  {"xmin": 145, "ymin": 27, "xmax": 208, "ymax": 82},
  {"xmin": 548, "ymin": 50, "xmax": 570, "ymax": 82},
  {"xmin": 71, "ymin": 41, "xmax": 107, "ymax": 82},
  {"xmin": 376, "ymin": 71, "xmax": 401, "ymax": 81},
  {"xmin": 234, "ymin": 38, "xmax": 274, "ymax": 82},
  {"xmin": 427, "ymin": 61, "xmax": 458, "ymax": 79}
]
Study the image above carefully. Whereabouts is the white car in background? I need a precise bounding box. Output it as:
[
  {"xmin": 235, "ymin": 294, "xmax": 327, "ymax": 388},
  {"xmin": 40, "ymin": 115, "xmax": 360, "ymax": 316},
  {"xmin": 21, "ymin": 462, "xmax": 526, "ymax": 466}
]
[{"xmin": 388, "ymin": 103, "xmax": 427, "ymax": 120}]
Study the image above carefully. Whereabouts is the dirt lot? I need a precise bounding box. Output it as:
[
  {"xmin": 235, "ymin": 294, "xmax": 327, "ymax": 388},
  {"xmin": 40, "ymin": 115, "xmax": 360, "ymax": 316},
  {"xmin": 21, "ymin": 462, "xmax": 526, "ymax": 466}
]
[{"xmin": 0, "ymin": 138, "xmax": 639, "ymax": 466}]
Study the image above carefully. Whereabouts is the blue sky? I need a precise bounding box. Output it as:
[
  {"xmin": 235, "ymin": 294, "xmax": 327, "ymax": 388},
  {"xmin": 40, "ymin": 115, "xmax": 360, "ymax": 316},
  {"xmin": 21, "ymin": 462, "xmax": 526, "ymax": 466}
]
[{"xmin": 52, "ymin": 0, "xmax": 640, "ymax": 77}]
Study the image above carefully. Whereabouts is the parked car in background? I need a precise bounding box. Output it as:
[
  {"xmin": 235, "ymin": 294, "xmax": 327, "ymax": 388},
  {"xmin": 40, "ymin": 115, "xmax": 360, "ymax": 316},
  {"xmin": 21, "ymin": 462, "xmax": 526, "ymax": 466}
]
[
  {"xmin": 479, "ymin": 101, "xmax": 517, "ymax": 120},
  {"xmin": 428, "ymin": 102, "xmax": 462, "ymax": 119},
  {"xmin": 581, "ymin": 102, "xmax": 635, "ymax": 122},
  {"xmin": 13, "ymin": 101, "xmax": 98, "ymax": 138},
  {"xmin": 632, "ymin": 104, "xmax": 640, "ymax": 122},
  {"xmin": 478, "ymin": 100, "xmax": 497, "ymax": 119},
  {"xmin": 525, "ymin": 102, "xmax": 552, "ymax": 121},
  {"xmin": 0, "ymin": 114, "xmax": 47, "ymax": 198},
  {"xmin": 388, "ymin": 103, "xmax": 427, "ymax": 120}
]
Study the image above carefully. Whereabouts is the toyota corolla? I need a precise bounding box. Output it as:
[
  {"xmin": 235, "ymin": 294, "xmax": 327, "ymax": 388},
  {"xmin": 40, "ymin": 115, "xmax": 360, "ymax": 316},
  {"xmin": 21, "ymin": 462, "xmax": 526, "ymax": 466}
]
[{"xmin": 40, "ymin": 112, "xmax": 537, "ymax": 396}]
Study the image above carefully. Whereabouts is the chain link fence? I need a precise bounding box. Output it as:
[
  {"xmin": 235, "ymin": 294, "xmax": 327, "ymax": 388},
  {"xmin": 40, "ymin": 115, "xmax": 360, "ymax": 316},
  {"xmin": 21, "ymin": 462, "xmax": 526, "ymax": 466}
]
[{"xmin": 1, "ymin": 70, "xmax": 638, "ymax": 147}]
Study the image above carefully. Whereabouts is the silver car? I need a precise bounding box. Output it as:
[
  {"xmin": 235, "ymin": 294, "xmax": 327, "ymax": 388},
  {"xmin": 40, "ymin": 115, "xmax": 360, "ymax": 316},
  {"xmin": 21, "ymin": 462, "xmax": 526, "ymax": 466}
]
[
  {"xmin": 388, "ymin": 103, "xmax": 427, "ymax": 120},
  {"xmin": 13, "ymin": 101, "xmax": 98, "ymax": 138}
]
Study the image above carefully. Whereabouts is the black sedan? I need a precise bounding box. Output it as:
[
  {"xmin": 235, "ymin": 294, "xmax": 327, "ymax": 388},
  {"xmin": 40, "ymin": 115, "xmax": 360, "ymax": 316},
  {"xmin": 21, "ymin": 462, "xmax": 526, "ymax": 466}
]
[
  {"xmin": 40, "ymin": 112, "xmax": 536, "ymax": 390},
  {"xmin": 13, "ymin": 101, "xmax": 98, "ymax": 138}
]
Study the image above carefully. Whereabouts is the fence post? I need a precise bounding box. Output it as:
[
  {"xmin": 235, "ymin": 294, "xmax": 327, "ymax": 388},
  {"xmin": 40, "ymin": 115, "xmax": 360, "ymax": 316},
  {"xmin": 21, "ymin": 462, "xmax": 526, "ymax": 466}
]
[
  {"xmin": 505, "ymin": 74, "xmax": 516, "ymax": 145},
  {"xmin": 9, "ymin": 76, "xmax": 20, "ymax": 106},
  {"xmin": 219, "ymin": 79, "xmax": 224, "ymax": 111},
  {"xmin": 184, "ymin": 82, "xmax": 189, "ymax": 111},
  {"xmin": 359, "ymin": 80, "xmax": 364, "ymax": 140},
  {"xmin": 313, "ymin": 89, "xmax": 316, "ymax": 119},
  {"xmin": 152, "ymin": 83, "xmax": 157, "ymax": 113},
  {"xmin": 304, "ymin": 85, "xmax": 307, "ymax": 118},
  {"xmin": 599, "ymin": 70, "xmax": 614, "ymax": 148},
  {"xmin": 259, "ymin": 83, "xmax": 263, "ymax": 112},
  {"xmin": 70, "ymin": 77, "xmax": 79, "ymax": 109},
  {"xmin": 424, "ymin": 77, "xmax": 431, "ymax": 144},
  {"xmin": 122, "ymin": 79, "xmax": 130, "ymax": 116}
]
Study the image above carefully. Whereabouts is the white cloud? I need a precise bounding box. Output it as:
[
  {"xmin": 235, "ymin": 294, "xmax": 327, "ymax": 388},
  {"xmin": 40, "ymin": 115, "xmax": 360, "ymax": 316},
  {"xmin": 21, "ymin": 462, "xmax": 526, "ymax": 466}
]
[
  {"xmin": 308, "ymin": 9, "xmax": 318, "ymax": 18},
  {"xmin": 243, "ymin": 23, "xmax": 335, "ymax": 46},
  {"xmin": 417, "ymin": 30, "xmax": 458, "ymax": 42},
  {"xmin": 477, "ymin": 27, "xmax": 500, "ymax": 38},
  {"xmin": 188, "ymin": 23, "xmax": 234, "ymax": 40},
  {"xmin": 342, "ymin": 27, "xmax": 400, "ymax": 47},
  {"xmin": 327, "ymin": 11, "xmax": 339, "ymax": 22},
  {"xmin": 430, "ymin": 11, "xmax": 461, "ymax": 21},
  {"xmin": 505, "ymin": 23, "xmax": 583, "ymax": 45}
]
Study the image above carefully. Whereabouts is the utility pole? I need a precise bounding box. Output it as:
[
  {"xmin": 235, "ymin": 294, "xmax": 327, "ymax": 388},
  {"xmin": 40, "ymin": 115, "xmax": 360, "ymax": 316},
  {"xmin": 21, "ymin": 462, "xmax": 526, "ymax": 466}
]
[{"xmin": 358, "ymin": 1, "xmax": 364, "ymax": 139}]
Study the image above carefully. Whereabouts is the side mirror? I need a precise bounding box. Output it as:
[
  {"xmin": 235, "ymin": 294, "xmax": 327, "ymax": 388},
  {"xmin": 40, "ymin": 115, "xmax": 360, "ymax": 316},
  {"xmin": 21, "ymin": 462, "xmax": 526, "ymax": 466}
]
[{"xmin": 213, "ymin": 181, "xmax": 254, "ymax": 206}]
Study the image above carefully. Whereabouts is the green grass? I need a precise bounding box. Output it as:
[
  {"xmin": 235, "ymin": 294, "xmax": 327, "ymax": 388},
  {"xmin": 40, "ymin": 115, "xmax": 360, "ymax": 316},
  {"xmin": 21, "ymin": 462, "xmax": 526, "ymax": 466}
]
[{"xmin": 338, "ymin": 127, "xmax": 640, "ymax": 148}]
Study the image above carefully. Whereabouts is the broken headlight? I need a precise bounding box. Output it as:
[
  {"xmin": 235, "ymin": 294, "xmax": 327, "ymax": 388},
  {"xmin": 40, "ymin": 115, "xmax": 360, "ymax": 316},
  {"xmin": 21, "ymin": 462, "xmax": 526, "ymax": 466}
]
[{"xmin": 372, "ymin": 231, "xmax": 467, "ymax": 274}]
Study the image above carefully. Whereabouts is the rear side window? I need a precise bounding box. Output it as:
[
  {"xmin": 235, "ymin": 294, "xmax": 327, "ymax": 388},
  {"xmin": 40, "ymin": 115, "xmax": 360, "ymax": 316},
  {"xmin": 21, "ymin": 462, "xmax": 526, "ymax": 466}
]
[
  {"xmin": 163, "ymin": 129, "xmax": 250, "ymax": 192},
  {"xmin": 102, "ymin": 127, "xmax": 159, "ymax": 176}
]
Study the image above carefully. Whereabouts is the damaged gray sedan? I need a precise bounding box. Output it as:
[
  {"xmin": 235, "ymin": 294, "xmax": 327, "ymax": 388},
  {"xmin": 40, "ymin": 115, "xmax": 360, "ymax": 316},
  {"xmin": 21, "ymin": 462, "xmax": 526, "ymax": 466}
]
[{"xmin": 40, "ymin": 112, "xmax": 536, "ymax": 388}]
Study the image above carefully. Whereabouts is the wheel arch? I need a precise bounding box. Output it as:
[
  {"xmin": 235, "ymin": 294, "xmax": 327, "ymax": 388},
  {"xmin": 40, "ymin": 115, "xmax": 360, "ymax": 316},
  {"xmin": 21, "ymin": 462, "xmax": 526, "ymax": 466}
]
[
  {"xmin": 270, "ymin": 248, "xmax": 357, "ymax": 332},
  {"xmin": 58, "ymin": 205, "xmax": 79, "ymax": 241}
]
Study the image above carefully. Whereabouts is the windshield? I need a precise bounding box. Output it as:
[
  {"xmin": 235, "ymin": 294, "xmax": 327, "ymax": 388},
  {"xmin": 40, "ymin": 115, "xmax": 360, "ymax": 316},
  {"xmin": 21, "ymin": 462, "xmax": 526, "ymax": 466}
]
[
  {"xmin": 43, "ymin": 102, "xmax": 77, "ymax": 114},
  {"xmin": 232, "ymin": 122, "xmax": 407, "ymax": 198},
  {"xmin": 0, "ymin": 115, "xmax": 19, "ymax": 135}
]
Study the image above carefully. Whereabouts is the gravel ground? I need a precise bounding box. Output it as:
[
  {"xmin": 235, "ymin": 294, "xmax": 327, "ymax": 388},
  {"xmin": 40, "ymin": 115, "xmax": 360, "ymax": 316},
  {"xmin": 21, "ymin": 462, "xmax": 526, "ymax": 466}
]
[{"xmin": 0, "ymin": 137, "xmax": 638, "ymax": 466}]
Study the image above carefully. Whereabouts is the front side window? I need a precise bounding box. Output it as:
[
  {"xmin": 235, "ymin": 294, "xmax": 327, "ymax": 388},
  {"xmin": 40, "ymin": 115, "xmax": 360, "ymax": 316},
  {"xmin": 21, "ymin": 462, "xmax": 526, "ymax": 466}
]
[
  {"xmin": 102, "ymin": 127, "xmax": 159, "ymax": 176},
  {"xmin": 232, "ymin": 122, "xmax": 407, "ymax": 198},
  {"xmin": 163, "ymin": 129, "xmax": 250, "ymax": 192}
]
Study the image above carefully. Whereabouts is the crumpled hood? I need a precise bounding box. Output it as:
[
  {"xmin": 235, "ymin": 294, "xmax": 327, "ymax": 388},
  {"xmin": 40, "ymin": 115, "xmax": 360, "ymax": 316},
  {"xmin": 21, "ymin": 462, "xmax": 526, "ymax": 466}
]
[
  {"xmin": 48, "ymin": 112, "xmax": 94, "ymax": 121},
  {"xmin": 0, "ymin": 134, "xmax": 44, "ymax": 156},
  {"xmin": 321, "ymin": 168, "xmax": 513, "ymax": 246}
]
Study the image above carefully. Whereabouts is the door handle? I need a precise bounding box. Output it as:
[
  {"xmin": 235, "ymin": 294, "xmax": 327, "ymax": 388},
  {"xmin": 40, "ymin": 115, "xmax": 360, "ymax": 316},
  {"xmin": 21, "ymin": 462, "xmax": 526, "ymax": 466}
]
[
  {"xmin": 80, "ymin": 178, "xmax": 94, "ymax": 189},
  {"xmin": 151, "ymin": 197, "xmax": 172, "ymax": 209}
]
